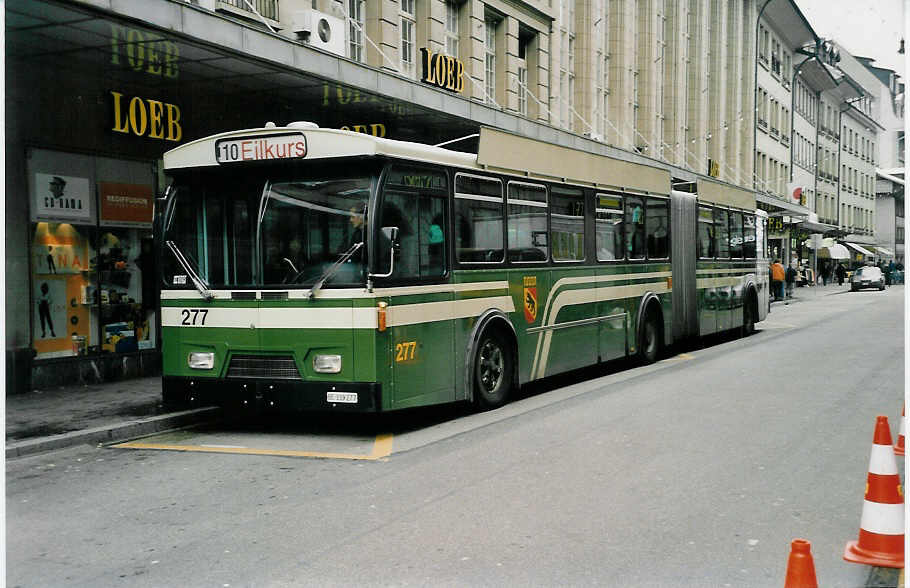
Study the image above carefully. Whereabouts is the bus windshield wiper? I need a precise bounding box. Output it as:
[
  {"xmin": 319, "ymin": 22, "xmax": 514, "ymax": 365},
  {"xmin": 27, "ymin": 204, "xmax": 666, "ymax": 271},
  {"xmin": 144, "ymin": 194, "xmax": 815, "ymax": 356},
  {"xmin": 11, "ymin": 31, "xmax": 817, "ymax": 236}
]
[
  {"xmin": 302, "ymin": 241, "xmax": 363, "ymax": 300},
  {"xmin": 166, "ymin": 240, "xmax": 214, "ymax": 301}
]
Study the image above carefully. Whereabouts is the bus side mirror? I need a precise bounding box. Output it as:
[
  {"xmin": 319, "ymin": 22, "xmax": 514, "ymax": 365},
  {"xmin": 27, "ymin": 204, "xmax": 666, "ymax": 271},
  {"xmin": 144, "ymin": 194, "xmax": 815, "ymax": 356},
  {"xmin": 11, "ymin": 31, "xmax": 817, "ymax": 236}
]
[{"xmin": 370, "ymin": 226, "xmax": 399, "ymax": 278}]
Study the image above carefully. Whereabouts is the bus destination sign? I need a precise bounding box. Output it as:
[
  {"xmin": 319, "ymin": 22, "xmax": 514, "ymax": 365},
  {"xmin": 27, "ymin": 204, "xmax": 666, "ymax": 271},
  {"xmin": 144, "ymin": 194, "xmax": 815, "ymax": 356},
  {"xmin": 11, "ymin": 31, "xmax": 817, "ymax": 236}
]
[{"xmin": 215, "ymin": 133, "xmax": 307, "ymax": 164}]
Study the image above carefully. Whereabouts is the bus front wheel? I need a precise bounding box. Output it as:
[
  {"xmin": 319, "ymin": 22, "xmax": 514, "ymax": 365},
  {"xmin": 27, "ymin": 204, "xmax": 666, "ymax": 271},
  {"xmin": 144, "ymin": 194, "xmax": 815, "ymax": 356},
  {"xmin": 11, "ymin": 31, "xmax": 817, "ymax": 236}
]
[{"xmin": 473, "ymin": 329, "xmax": 513, "ymax": 410}]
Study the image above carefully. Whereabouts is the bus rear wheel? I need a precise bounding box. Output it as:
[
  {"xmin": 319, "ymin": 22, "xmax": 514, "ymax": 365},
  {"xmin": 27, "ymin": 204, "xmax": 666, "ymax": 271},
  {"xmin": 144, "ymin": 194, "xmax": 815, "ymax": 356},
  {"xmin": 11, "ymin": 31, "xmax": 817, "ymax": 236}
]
[
  {"xmin": 473, "ymin": 329, "xmax": 513, "ymax": 410},
  {"xmin": 742, "ymin": 295, "xmax": 756, "ymax": 337},
  {"xmin": 638, "ymin": 312, "xmax": 661, "ymax": 365}
]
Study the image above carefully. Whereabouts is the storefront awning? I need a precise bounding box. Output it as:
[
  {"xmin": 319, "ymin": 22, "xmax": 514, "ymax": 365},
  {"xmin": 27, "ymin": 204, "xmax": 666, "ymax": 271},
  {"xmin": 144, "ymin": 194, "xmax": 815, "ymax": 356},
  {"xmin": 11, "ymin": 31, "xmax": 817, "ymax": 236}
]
[
  {"xmin": 875, "ymin": 246, "xmax": 895, "ymax": 257},
  {"xmin": 818, "ymin": 244, "xmax": 850, "ymax": 259},
  {"xmin": 845, "ymin": 242, "xmax": 874, "ymax": 256},
  {"xmin": 799, "ymin": 219, "xmax": 838, "ymax": 233},
  {"xmin": 756, "ymin": 192, "xmax": 810, "ymax": 216}
]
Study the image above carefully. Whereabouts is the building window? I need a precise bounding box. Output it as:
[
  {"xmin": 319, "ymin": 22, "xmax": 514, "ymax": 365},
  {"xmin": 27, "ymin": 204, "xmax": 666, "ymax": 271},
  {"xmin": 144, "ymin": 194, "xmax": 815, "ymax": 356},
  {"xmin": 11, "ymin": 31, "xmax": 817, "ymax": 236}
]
[
  {"xmin": 400, "ymin": 1, "xmax": 416, "ymax": 77},
  {"xmin": 518, "ymin": 64, "xmax": 528, "ymax": 116},
  {"xmin": 771, "ymin": 39, "xmax": 781, "ymax": 77},
  {"xmin": 759, "ymin": 26, "xmax": 769, "ymax": 65},
  {"xmin": 484, "ymin": 19, "xmax": 497, "ymax": 105},
  {"xmin": 348, "ymin": 0, "xmax": 365, "ymax": 63},
  {"xmin": 559, "ymin": 0, "xmax": 576, "ymax": 130},
  {"xmin": 445, "ymin": 0, "xmax": 459, "ymax": 58}
]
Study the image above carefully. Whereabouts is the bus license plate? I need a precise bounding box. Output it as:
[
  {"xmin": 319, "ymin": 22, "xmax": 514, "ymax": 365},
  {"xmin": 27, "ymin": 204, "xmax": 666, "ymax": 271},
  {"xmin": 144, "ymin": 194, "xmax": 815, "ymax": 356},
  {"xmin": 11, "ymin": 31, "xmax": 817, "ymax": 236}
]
[{"xmin": 326, "ymin": 392, "xmax": 358, "ymax": 404}]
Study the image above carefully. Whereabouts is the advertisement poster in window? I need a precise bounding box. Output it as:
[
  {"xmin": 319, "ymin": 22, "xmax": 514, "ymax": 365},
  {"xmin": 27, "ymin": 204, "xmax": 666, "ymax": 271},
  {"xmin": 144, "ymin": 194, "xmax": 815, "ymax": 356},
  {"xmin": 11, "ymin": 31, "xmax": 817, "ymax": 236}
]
[
  {"xmin": 99, "ymin": 182, "xmax": 154, "ymax": 228},
  {"xmin": 33, "ymin": 173, "xmax": 93, "ymax": 223},
  {"xmin": 31, "ymin": 223, "xmax": 94, "ymax": 358}
]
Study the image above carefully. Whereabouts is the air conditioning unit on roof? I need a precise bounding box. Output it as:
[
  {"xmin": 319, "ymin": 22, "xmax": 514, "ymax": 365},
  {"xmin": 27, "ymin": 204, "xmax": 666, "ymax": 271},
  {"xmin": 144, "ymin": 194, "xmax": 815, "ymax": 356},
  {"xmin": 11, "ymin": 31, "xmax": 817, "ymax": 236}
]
[{"xmin": 292, "ymin": 9, "xmax": 345, "ymax": 57}]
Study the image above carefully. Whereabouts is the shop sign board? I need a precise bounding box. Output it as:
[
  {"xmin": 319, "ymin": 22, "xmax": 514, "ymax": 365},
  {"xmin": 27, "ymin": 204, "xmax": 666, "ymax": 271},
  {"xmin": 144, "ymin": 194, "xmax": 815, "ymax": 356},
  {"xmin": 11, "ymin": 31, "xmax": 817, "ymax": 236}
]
[
  {"xmin": 420, "ymin": 48, "xmax": 465, "ymax": 93},
  {"xmin": 99, "ymin": 182, "xmax": 154, "ymax": 228},
  {"xmin": 33, "ymin": 173, "xmax": 93, "ymax": 223},
  {"xmin": 111, "ymin": 90, "xmax": 182, "ymax": 142}
]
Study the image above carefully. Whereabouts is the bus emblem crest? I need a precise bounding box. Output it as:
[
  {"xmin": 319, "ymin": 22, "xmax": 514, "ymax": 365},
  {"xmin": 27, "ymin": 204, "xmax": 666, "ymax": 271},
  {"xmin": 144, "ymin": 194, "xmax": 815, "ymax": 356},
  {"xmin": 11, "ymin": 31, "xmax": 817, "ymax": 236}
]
[{"xmin": 523, "ymin": 286, "xmax": 538, "ymax": 323}]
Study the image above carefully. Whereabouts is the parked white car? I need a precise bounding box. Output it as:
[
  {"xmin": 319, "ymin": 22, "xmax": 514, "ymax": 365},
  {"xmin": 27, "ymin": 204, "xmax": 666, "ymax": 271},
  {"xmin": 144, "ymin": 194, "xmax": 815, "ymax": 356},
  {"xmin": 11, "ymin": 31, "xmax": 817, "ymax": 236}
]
[{"xmin": 850, "ymin": 266, "xmax": 885, "ymax": 291}]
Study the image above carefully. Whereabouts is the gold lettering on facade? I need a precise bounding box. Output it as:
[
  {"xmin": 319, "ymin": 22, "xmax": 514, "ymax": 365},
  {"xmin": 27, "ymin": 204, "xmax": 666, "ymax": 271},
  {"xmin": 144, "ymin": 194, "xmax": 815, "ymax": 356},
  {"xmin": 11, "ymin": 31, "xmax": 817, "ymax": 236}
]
[
  {"xmin": 111, "ymin": 91, "xmax": 182, "ymax": 142},
  {"xmin": 340, "ymin": 124, "xmax": 386, "ymax": 138},
  {"xmin": 420, "ymin": 48, "xmax": 464, "ymax": 94},
  {"xmin": 109, "ymin": 24, "xmax": 179, "ymax": 79}
]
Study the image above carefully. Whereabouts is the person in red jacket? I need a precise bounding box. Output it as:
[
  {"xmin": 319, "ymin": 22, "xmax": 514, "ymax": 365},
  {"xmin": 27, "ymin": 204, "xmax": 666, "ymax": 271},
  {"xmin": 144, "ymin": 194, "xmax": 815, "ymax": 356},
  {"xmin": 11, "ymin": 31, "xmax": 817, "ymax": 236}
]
[{"xmin": 770, "ymin": 259, "xmax": 786, "ymax": 301}]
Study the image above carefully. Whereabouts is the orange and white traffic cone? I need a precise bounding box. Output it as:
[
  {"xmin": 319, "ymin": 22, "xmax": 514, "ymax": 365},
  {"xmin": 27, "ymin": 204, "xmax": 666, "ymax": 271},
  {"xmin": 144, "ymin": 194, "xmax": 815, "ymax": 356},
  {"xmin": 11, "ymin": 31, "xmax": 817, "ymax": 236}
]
[
  {"xmin": 784, "ymin": 539, "xmax": 818, "ymax": 588},
  {"xmin": 843, "ymin": 415, "xmax": 905, "ymax": 569},
  {"xmin": 894, "ymin": 406, "xmax": 905, "ymax": 457}
]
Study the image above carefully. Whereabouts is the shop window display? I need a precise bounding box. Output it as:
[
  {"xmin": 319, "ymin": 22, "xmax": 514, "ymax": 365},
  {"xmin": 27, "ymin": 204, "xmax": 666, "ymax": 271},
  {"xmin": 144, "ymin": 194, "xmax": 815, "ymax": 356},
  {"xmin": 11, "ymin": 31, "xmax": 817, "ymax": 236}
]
[
  {"xmin": 31, "ymin": 222, "xmax": 97, "ymax": 358},
  {"xmin": 28, "ymin": 149, "xmax": 157, "ymax": 360},
  {"xmin": 97, "ymin": 228, "xmax": 154, "ymax": 353}
]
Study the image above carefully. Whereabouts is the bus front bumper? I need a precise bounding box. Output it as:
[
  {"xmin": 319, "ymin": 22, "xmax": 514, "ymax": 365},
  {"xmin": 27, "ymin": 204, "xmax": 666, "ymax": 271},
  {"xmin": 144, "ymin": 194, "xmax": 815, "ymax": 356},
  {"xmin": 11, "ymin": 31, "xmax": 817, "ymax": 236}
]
[{"xmin": 162, "ymin": 376, "xmax": 382, "ymax": 412}]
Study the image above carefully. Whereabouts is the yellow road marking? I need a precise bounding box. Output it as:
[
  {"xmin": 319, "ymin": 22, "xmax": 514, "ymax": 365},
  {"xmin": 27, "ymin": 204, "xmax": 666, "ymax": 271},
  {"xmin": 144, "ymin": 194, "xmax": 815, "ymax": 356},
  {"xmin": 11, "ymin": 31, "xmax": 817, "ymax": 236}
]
[
  {"xmin": 664, "ymin": 353, "xmax": 695, "ymax": 361},
  {"xmin": 114, "ymin": 433, "xmax": 394, "ymax": 461}
]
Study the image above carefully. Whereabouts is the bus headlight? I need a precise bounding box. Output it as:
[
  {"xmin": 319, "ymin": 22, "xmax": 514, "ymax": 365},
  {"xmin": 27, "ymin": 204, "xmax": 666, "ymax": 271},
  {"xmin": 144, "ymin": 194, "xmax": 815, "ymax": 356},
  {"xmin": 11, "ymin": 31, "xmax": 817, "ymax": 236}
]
[
  {"xmin": 188, "ymin": 351, "xmax": 215, "ymax": 370},
  {"xmin": 313, "ymin": 354, "xmax": 342, "ymax": 374}
]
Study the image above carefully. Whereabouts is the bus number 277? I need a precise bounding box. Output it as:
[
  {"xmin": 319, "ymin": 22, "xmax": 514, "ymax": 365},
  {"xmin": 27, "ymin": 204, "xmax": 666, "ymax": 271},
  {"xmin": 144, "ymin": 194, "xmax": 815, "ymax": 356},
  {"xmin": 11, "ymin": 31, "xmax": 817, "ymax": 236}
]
[
  {"xmin": 181, "ymin": 309, "xmax": 208, "ymax": 326},
  {"xmin": 395, "ymin": 341, "xmax": 417, "ymax": 362}
]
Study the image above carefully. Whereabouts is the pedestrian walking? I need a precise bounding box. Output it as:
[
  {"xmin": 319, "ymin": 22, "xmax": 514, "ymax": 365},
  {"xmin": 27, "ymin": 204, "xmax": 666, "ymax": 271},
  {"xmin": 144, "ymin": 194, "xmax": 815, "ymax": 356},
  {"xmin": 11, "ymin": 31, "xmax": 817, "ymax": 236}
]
[
  {"xmin": 835, "ymin": 262, "xmax": 846, "ymax": 285},
  {"xmin": 885, "ymin": 260, "xmax": 894, "ymax": 286},
  {"xmin": 785, "ymin": 260, "xmax": 798, "ymax": 299},
  {"xmin": 771, "ymin": 258, "xmax": 786, "ymax": 301}
]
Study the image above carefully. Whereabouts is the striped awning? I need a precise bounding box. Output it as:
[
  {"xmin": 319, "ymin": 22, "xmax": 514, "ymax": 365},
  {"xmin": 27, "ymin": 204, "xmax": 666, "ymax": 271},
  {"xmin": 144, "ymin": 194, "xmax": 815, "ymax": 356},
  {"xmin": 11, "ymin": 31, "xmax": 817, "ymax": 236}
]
[
  {"xmin": 875, "ymin": 246, "xmax": 895, "ymax": 257},
  {"xmin": 845, "ymin": 242, "xmax": 875, "ymax": 256}
]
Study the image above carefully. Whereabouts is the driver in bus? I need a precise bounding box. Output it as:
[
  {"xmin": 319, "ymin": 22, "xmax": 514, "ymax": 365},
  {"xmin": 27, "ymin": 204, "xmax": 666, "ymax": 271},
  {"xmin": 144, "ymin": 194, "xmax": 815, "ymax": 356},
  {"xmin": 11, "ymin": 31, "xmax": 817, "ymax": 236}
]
[
  {"xmin": 346, "ymin": 203, "xmax": 368, "ymax": 267},
  {"xmin": 349, "ymin": 204, "xmax": 366, "ymax": 245}
]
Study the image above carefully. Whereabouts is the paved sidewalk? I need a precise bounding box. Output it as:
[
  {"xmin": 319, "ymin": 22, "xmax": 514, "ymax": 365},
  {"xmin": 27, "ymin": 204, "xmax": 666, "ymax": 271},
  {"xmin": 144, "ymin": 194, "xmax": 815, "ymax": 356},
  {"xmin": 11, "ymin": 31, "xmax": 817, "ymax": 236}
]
[
  {"xmin": 5, "ymin": 375, "xmax": 218, "ymax": 458},
  {"xmin": 770, "ymin": 281, "xmax": 851, "ymax": 306},
  {"xmin": 0, "ymin": 281, "xmax": 866, "ymax": 459}
]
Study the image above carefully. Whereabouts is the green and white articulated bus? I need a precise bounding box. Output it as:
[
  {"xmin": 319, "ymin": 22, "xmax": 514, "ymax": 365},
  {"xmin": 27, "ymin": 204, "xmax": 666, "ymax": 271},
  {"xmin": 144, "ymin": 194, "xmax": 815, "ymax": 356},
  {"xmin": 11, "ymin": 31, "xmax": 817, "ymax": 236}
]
[{"xmin": 157, "ymin": 123, "xmax": 769, "ymax": 412}]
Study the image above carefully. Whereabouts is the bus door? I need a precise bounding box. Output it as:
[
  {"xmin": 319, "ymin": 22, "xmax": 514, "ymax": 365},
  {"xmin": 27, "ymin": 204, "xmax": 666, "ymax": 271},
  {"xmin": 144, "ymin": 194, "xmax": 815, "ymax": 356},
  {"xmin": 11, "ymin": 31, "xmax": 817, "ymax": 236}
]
[
  {"xmin": 594, "ymin": 193, "xmax": 628, "ymax": 362},
  {"xmin": 696, "ymin": 205, "xmax": 718, "ymax": 336},
  {"xmin": 376, "ymin": 166, "xmax": 454, "ymax": 409},
  {"xmin": 713, "ymin": 207, "xmax": 733, "ymax": 332}
]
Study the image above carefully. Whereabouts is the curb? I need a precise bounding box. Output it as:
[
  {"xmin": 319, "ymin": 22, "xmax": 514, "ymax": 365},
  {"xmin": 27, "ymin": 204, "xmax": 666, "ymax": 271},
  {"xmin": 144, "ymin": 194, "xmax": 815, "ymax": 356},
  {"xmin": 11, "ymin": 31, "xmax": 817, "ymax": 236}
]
[{"xmin": 5, "ymin": 406, "xmax": 221, "ymax": 459}]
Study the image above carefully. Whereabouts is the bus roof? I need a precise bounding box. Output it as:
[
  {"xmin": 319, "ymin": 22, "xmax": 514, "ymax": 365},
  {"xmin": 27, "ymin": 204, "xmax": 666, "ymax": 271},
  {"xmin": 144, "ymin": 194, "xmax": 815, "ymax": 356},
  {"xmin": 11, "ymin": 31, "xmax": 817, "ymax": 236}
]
[
  {"xmin": 162, "ymin": 123, "xmax": 477, "ymax": 171},
  {"xmin": 163, "ymin": 123, "xmax": 751, "ymax": 203}
]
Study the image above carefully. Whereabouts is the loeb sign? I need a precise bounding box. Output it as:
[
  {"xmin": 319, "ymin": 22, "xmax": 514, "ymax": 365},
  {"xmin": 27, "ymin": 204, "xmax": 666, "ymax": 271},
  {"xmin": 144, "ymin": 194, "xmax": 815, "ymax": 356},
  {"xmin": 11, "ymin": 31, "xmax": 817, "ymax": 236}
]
[{"xmin": 420, "ymin": 48, "xmax": 465, "ymax": 93}]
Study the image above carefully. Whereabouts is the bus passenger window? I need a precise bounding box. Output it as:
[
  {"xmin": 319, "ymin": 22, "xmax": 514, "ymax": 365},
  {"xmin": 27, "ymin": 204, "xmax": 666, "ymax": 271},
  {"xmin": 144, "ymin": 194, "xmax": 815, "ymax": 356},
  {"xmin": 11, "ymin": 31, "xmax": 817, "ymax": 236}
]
[
  {"xmin": 595, "ymin": 193, "xmax": 623, "ymax": 261},
  {"xmin": 551, "ymin": 186, "xmax": 585, "ymax": 261},
  {"xmin": 743, "ymin": 214, "xmax": 756, "ymax": 258},
  {"xmin": 646, "ymin": 197, "xmax": 669, "ymax": 259},
  {"xmin": 624, "ymin": 196, "xmax": 645, "ymax": 260},
  {"xmin": 714, "ymin": 208, "xmax": 730, "ymax": 258},
  {"xmin": 455, "ymin": 174, "xmax": 504, "ymax": 263},
  {"xmin": 697, "ymin": 206, "xmax": 715, "ymax": 258},
  {"xmin": 507, "ymin": 182, "xmax": 548, "ymax": 262},
  {"xmin": 729, "ymin": 211, "xmax": 744, "ymax": 258},
  {"xmin": 380, "ymin": 167, "xmax": 448, "ymax": 279}
]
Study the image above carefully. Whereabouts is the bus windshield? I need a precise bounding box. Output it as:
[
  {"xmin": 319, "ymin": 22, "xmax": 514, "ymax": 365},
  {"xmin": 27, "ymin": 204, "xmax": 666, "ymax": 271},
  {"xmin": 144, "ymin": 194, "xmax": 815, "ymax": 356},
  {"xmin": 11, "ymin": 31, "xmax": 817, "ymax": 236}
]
[{"xmin": 162, "ymin": 166, "xmax": 374, "ymax": 288}]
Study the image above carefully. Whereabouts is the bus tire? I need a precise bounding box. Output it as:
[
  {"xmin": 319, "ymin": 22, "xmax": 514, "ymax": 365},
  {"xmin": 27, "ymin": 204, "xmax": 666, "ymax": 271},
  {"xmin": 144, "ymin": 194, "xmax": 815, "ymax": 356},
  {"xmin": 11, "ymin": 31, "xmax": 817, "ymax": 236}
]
[
  {"xmin": 472, "ymin": 328, "xmax": 513, "ymax": 410},
  {"xmin": 637, "ymin": 310, "xmax": 662, "ymax": 365},
  {"xmin": 742, "ymin": 292, "xmax": 756, "ymax": 337}
]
